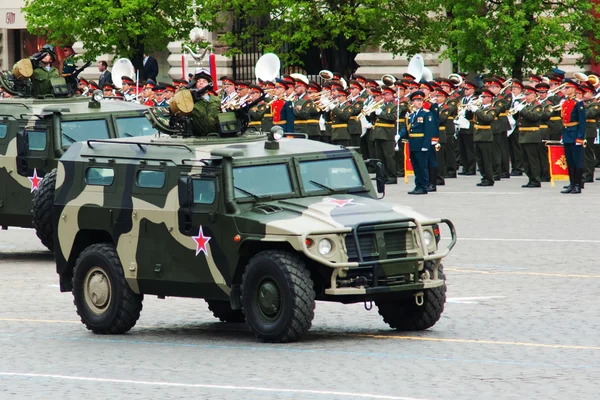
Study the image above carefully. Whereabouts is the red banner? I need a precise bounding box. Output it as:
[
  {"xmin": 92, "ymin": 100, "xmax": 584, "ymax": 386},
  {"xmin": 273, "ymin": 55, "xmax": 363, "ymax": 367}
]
[
  {"xmin": 403, "ymin": 141, "xmax": 414, "ymax": 184},
  {"xmin": 547, "ymin": 144, "xmax": 569, "ymax": 186}
]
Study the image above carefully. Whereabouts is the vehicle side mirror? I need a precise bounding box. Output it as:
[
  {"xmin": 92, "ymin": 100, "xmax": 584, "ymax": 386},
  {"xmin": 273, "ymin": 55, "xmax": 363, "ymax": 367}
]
[
  {"xmin": 375, "ymin": 161, "xmax": 386, "ymax": 195},
  {"xmin": 16, "ymin": 128, "xmax": 29, "ymax": 175},
  {"xmin": 178, "ymin": 176, "xmax": 193, "ymax": 208}
]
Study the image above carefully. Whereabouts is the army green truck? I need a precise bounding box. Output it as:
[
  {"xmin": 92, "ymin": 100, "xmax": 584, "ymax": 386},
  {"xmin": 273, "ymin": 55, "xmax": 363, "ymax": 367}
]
[
  {"xmin": 52, "ymin": 132, "xmax": 456, "ymax": 343},
  {"xmin": 0, "ymin": 96, "xmax": 155, "ymax": 250}
]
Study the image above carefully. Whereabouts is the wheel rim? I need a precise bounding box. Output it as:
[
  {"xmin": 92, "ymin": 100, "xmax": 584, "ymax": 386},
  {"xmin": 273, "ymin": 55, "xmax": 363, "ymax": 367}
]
[
  {"xmin": 256, "ymin": 278, "xmax": 281, "ymax": 321},
  {"xmin": 83, "ymin": 267, "xmax": 112, "ymax": 315}
]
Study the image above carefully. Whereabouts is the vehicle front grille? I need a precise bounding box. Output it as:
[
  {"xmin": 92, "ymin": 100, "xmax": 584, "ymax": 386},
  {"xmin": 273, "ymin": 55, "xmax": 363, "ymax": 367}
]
[{"xmin": 345, "ymin": 228, "xmax": 416, "ymax": 262}]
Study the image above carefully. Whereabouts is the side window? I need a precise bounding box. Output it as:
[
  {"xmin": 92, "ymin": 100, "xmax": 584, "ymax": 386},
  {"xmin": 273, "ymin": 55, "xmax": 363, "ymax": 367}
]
[
  {"xmin": 192, "ymin": 179, "xmax": 216, "ymax": 204},
  {"xmin": 136, "ymin": 170, "xmax": 165, "ymax": 188},
  {"xmin": 86, "ymin": 167, "xmax": 115, "ymax": 186},
  {"xmin": 27, "ymin": 130, "xmax": 47, "ymax": 151},
  {"xmin": 0, "ymin": 123, "xmax": 7, "ymax": 139}
]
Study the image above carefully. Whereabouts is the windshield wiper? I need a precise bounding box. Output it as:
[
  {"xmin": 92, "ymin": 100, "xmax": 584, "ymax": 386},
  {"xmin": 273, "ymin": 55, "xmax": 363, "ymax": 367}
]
[
  {"xmin": 62, "ymin": 133, "xmax": 76, "ymax": 143},
  {"xmin": 121, "ymin": 132, "xmax": 134, "ymax": 137},
  {"xmin": 309, "ymin": 180, "xmax": 347, "ymax": 194},
  {"xmin": 234, "ymin": 185, "xmax": 260, "ymax": 200}
]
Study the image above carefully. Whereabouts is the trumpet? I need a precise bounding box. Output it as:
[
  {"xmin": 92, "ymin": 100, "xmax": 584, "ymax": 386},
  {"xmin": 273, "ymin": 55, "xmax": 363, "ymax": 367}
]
[
  {"xmin": 499, "ymin": 78, "xmax": 514, "ymax": 94},
  {"xmin": 358, "ymin": 100, "xmax": 384, "ymax": 117},
  {"xmin": 319, "ymin": 70, "xmax": 334, "ymax": 80},
  {"xmin": 547, "ymin": 83, "xmax": 567, "ymax": 97},
  {"xmin": 222, "ymin": 94, "xmax": 248, "ymax": 110},
  {"xmin": 307, "ymin": 90, "xmax": 328, "ymax": 100}
]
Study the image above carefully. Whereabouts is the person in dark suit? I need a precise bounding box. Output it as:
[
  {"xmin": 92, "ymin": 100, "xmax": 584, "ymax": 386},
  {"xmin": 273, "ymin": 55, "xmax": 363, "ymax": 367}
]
[
  {"xmin": 143, "ymin": 53, "xmax": 159, "ymax": 81},
  {"xmin": 97, "ymin": 61, "xmax": 112, "ymax": 87}
]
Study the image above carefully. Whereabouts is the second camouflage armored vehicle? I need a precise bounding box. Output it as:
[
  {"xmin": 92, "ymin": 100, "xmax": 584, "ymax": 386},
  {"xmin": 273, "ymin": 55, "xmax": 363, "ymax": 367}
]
[
  {"xmin": 0, "ymin": 96, "xmax": 155, "ymax": 250},
  {"xmin": 52, "ymin": 131, "xmax": 456, "ymax": 343}
]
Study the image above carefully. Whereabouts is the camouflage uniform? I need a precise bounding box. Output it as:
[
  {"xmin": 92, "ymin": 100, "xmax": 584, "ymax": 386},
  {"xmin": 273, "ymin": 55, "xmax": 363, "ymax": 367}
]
[
  {"xmin": 31, "ymin": 66, "xmax": 60, "ymax": 97},
  {"xmin": 191, "ymin": 95, "xmax": 221, "ymax": 136}
]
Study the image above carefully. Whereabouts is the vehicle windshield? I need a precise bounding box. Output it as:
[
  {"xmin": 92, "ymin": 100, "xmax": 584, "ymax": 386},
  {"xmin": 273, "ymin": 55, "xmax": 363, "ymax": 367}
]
[
  {"xmin": 115, "ymin": 116, "xmax": 157, "ymax": 137},
  {"xmin": 60, "ymin": 119, "xmax": 109, "ymax": 147},
  {"xmin": 299, "ymin": 157, "xmax": 365, "ymax": 194},
  {"xmin": 233, "ymin": 164, "xmax": 293, "ymax": 200}
]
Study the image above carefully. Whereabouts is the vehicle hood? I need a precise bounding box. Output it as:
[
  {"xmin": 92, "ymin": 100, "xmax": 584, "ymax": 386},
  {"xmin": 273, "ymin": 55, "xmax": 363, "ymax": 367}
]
[{"xmin": 233, "ymin": 195, "xmax": 429, "ymax": 236}]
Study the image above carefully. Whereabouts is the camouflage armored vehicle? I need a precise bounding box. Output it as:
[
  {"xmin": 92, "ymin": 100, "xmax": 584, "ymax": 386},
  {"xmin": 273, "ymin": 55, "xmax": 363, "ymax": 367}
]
[
  {"xmin": 0, "ymin": 96, "xmax": 155, "ymax": 250},
  {"xmin": 53, "ymin": 131, "xmax": 456, "ymax": 343}
]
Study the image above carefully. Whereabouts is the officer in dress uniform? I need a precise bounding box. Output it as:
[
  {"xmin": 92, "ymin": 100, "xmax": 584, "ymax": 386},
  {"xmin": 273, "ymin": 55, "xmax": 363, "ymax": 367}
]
[
  {"xmin": 471, "ymin": 88, "xmax": 498, "ymax": 186},
  {"xmin": 394, "ymin": 81, "xmax": 410, "ymax": 178},
  {"xmin": 120, "ymin": 76, "xmax": 135, "ymax": 101},
  {"xmin": 560, "ymin": 79, "xmax": 586, "ymax": 194},
  {"xmin": 581, "ymin": 82, "xmax": 600, "ymax": 183},
  {"xmin": 152, "ymin": 85, "xmax": 168, "ymax": 107},
  {"xmin": 102, "ymin": 83, "xmax": 115, "ymax": 98},
  {"xmin": 269, "ymin": 79, "xmax": 293, "ymax": 133},
  {"xmin": 373, "ymin": 86, "xmax": 399, "ymax": 184},
  {"xmin": 163, "ymin": 83, "xmax": 176, "ymax": 104},
  {"xmin": 61, "ymin": 45, "xmax": 82, "ymax": 94},
  {"xmin": 515, "ymin": 85, "xmax": 544, "ymax": 187},
  {"xmin": 399, "ymin": 91, "xmax": 436, "ymax": 194}
]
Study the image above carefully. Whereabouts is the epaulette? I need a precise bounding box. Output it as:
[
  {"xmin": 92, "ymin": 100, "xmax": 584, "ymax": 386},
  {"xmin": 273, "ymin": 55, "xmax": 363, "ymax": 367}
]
[{"xmin": 423, "ymin": 109, "xmax": 430, "ymax": 113}]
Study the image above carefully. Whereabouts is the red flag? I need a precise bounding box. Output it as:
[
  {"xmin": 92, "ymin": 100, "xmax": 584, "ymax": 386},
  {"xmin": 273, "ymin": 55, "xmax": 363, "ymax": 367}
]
[
  {"xmin": 547, "ymin": 144, "xmax": 569, "ymax": 187},
  {"xmin": 403, "ymin": 141, "xmax": 414, "ymax": 184}
]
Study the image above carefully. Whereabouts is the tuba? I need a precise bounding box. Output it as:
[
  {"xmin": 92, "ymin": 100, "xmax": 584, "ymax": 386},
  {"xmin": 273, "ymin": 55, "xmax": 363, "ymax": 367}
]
[
  {"xmin": 255, "ymin": 53, "xmax": 280, "ymax": 83},
  {"xmin": 112, "ymin": 58, "xmax": 136, "ymax": 89},
  {"xmin": 381, "ymin": 74, "xmax": 396, "ymax": 87},
  {"xmin": 448, "ymin": 73, "xmax": 463, "ymax": 86},
  {"xmin": 319, "ymin": 70, "xmax": 334, "ymax": 80},
  {"xmin": 406, "ymin": 54, "xmax": 424, "ymax": 82}
]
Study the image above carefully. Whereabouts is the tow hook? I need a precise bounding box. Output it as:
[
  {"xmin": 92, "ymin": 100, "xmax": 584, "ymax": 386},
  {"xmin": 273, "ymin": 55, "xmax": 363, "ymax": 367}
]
[
  {"xmin": 364, "ymin": 301, "xmax": 373, "ymax": 311},
  {"xmin": 414, "ymin": 292, "xmax": 424, "ymax": 306}
]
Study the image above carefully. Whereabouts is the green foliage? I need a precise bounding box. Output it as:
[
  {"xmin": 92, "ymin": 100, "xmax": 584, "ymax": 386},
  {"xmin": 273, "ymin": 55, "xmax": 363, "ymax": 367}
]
[{"xmin": 23, "ymin": 0, "xmax": 196, "ymax": 61}]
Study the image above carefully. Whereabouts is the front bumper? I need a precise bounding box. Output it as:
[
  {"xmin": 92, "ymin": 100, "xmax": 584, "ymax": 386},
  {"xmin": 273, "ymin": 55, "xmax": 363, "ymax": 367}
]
[{"xmin": 299, "ymin": 218, "xmax": 457, "ymax": 296}]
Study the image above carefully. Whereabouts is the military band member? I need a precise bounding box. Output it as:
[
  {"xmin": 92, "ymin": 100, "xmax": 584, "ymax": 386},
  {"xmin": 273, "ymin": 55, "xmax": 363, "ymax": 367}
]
[
  {"xmin": 269, "ymin": 79, "xmax": 293, "ymax": 133},
  {"xmin": 438, "ymin": 79, "xmax": 459, "ymax": 178},
  {"xmin": 164, "ymin": 83, "xmax": 176, "ymax": 104},
  {"xmin": 435, "ymin": 88, "xmax": 452, "ymax": 186},
  {"xmin": 582, "ymin": 83, "xmax": 600, "ymax": 182},
  {"xmin": 330, "ymin": 88, "xmax": 352, "ymax": 147},
  {"xmin": 508, "ymin": 80, "xmax": 525, "ymax": 176},
  {"xmin": 220, "ymin": 76, "xmax": 237, "ymax": 103},
  {"xmin": 399, "ymin": 91, "xmax": 436, "ymax": 194},
  {"xmin": 394, "ymin": 81, "xmax": 410, "ymax": 178},
  {"xmin": 319, "ymin": 82, "xmax": 333, "ymax": 143},
  {"xmin": 245, "ymin": 85, "xmax": 267, "ymax": 133},
  {"xmin": 372, "ymin": 86, "xmax": 399, "ymax": 184},
  {"xmin": 560, "ymin": 79, "xmax": 586, "ymax": 194},
  {"xmin": 292, "ymin": 77, "xmax": 311, "ymax": 133},
  {"xmin": 535, "ymin": 82, "xmax": 553, "ymax": 182},
  {"xmin": 514, "ymin": 85, "xmax": 544, "ymax": 187},
  {"xmin": 304, "ymin": 82, "xmax": 323, "ymax": 140},
  {"xmin": 485, "ymin": 78, "xmax": 510, "ymax": 180},
  {"xmin": 457, "ymin": 81, "xmax": 477, "ymax": 175},
  {"xmin": 472, "ymin": 88, "xmax": 497, "ymax": 186},
  {"xmin": 347, "ymin": 80, "xmax": 364, "ymax": 148},
  {"xmin": 261, "ymin": 81, "xmax": 276, "ymax": 133},
  {"xmin": 547, "ymin": 74, "xmax": 565, "ymax": 141},
  {"xmin": 102, "ymin": 83, "xmax": 115, "ymax": 98}
]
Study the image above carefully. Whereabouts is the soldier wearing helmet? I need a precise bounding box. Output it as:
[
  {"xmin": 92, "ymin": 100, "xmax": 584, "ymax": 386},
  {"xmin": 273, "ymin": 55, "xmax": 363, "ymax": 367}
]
[{"xmin": 30, "ymin": 44, "xmax": 60, "ymax": 97}]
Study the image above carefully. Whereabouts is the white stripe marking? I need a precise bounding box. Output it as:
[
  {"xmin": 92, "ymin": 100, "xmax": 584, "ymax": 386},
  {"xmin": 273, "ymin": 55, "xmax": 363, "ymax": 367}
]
[
  {"xmin": 444, "ymin": 237, "xmax": 600, "ymax": 244},
  {"xmin": 433, "ymin": 192, "xmax": 523, "ymax": 195},
  {"xmin": 0, "ymin": 372, "xmax": 431, "ymax": 400},
  {"xmin": 447, "ymin": 296, "xmax": 505, "ymax": 304}
]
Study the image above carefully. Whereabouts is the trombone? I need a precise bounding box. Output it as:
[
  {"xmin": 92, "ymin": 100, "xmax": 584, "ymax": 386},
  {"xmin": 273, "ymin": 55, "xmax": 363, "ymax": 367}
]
[
  {"xmin": 358, "ymin": 100, "xmax": 384, "ymax": 117},
  {"xmin": 547, "ymin": 83, "xmax": 567, "ymax": 97},
  {"xmin": 499, "ymin": 78, "xmax": 514, "ymax": 94}
]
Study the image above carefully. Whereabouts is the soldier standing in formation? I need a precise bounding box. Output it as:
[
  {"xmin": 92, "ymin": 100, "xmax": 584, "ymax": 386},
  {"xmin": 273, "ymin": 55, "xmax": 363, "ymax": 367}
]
[
  {"xmin": 471, "ymin": 88, "xmax": 497, "ymax": 186},
  {"xmin": 560, "ymin": 79, "xmax": 586, "ymax": 194},
  {"xmin": 582, "ymin": 83, "xmax": 600, "ymax": 182},
  {"xmin": 373, "ymin": 86, "xmax": 399, "ymax": 184},
  {"xmin": 515, "ymin": 85, "xmax": 543, "ymax": 187}
]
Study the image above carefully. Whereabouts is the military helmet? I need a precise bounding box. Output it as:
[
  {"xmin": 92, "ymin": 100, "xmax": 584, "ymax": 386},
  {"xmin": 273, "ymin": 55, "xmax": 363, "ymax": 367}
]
[{"xmin": 41, "ymin": 44, "xmax": 57, "ymax": 61}]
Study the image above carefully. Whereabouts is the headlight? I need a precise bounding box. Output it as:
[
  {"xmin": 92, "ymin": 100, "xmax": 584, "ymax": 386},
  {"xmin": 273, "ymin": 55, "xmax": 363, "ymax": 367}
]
[
  {"xmin": 318, "ymin": 238, "xmax": 333, "ymax": 255},
  {"xmin": 92, "ymin": 89, "xmax": 104, "ymax": 102},
  {"xmin": 423, "ymin": 230, "xmax": 433, "ymax": 246}
]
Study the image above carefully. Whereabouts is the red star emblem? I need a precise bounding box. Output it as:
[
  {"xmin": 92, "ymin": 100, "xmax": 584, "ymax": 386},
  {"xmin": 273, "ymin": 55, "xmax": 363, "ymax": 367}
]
[
  {"xmin": 322, "ymin": 197, "xmax": 355, "ymax": 208},
  {"xmin": 28, "ymin": 168, "xmax": 43, "ymax": 193},
  {"xmin": 192, "ymin": 226, "xmax": 211, "ymax": 256}
]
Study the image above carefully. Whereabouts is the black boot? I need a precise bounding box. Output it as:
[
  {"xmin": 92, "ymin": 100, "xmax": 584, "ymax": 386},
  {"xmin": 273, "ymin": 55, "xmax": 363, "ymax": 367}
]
[
  {"xmin": 561, "ymin": 168, "xmax": 574, "ymax": 193},
  {"xmin": 571, "ymin": 168, "xmax": 582, "ymax": 194}
]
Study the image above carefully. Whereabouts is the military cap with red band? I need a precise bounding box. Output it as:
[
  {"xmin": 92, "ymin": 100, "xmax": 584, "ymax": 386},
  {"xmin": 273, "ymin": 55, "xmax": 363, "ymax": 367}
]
[
  {"xmin": 564, "ymin": 78, "xmax": 579, "ymax": 89},
  {"xmin": 480, "ymin": 88, "xmax": 495, "ymax": 97},
  {"xmin": 511, "ymin": 79, "xmax": 524, "ymax": 89},
  {"xmin": 249, "ymin": 84, "xmax": 264, "ymax": 94},
  {"xmin": 348, "ymin": 80, "xmax": 363, "ymax": 90},
  {"xmin": 382, "ymin": 86, "xmax": 395, "ymax": 94},
  {"xmin": 535, "ymin": 82, "xmax": 550, "ymax": 92},
  {"xmin": 522, "ymin": 85, "xmax": 537, "ymax": 94},
  {"xmin": 434, "ymin": 88, "xmax": 448, "ymax": 97},
  {"xmin": 103, "ymin": 83, "xmax": 115, "ymax": 91},
  {"xmin": 121, "ymin": 76, "xmax": 134, "ymax": 85},
  {"xmin": 220, "ymin": 76, "xmax": 235, "ymax": 85},
  {"xmin": 409, "ymin": 90, "xmax": 425, "ymax": 100},
  {"xmin": 464, "ymin": 80, "xmax": 477, "ymax": 90}
]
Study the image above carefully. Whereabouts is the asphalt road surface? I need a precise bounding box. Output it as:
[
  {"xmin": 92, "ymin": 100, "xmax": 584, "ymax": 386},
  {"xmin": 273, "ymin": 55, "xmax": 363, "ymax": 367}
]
[{"xmin": 1, "ymin": 173, "xmax": 599, "ymax": 399}]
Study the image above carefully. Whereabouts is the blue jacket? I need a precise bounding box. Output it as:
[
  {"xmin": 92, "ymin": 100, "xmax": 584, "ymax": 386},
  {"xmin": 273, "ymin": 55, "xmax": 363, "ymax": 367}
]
[
  {"xmin": 280, "ymin": 101, "xmax": 295, "ymax": 133},
  {"xmin": 400, "ymin": 107, "xmax": 438, "ymax": 151},
  {"xmin": 561, "ymin": 99, "xmax": 586, "ymax": 144}
]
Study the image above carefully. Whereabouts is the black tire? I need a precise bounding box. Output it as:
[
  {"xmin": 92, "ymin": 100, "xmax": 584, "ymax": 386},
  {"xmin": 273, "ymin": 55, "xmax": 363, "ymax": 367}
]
[
  {"xmin": 205, "ymin": 300, "xmax": 245, "ymax": 323},
  {"xmin": 31, "ymin": 168, "xmax": 57, "ymax": 251},
  {"xmin": 376, "ymin": 262, "xmax": 446, "ymax": 331},
  {"xmin": 241, "ymin": 250, "xmax": 315, "ymax": 343},
  {"xmin": 72, "ymin": 243, "xmax": 143, "ymax": 334}
]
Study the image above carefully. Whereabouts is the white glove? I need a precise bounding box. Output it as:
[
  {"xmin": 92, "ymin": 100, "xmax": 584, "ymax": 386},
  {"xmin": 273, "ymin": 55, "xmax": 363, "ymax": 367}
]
[
  {"xmin": 468, "ymin": 104, "xmax": 478, "ymax": 112},
  {"xmin": 327, "ymin": 103, "xmax": 336, "ymax": 111},
  {"xmin": 375, "ymin": 108, "xmax": 383, "ymax": 115},
  {"xmin": 421, "ymin": 147, "xmax": 428, "ymax": 152},
  {"xmin": 575, "ymin": 141, "xmax": 583, "ymax": 146},
  {"xmin": 431, "ymin": 141, "xmax": 437, "ymax": 146}
]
